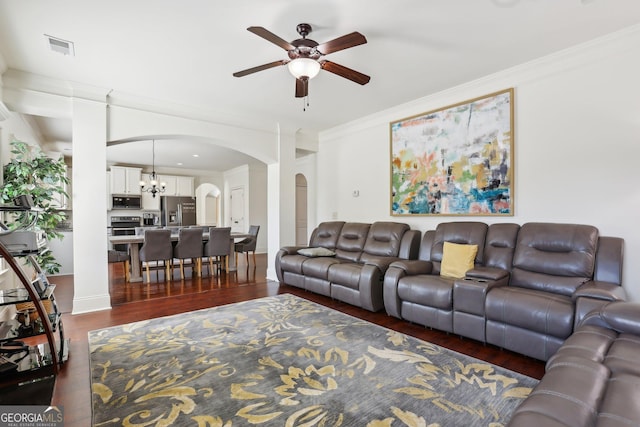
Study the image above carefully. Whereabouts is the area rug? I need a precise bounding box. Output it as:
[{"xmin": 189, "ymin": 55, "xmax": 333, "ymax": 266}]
[{"xmin": 89, "ymin": 294, "xmax": 537, "ymax": 426}]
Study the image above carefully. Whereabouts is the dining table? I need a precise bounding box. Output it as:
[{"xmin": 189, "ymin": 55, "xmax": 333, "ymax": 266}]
[{"xmin": 108, "ymin": 232, "xmax": 250, "ymax": 282}]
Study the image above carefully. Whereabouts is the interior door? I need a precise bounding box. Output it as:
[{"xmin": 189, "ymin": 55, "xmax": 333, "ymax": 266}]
[{"xmin": 230, "ymin": 187, "xmax": 245, "ymax": 233}]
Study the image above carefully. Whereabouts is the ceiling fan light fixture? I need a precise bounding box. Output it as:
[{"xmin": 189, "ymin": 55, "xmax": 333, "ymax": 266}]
[{"xmin": 288, "ymin": 58, "xmax": 321, "ymax": 79}]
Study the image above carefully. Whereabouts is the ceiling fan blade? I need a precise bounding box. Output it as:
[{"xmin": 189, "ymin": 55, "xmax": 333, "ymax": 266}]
[
  {"xmin": 295, "ymin": 78, "xmax": 308, "ymax": 98},
  {"xmin": 316, "ymin": 32, "xmax": 367, "ymax": 55},
  {"xmin": 247, "ymin": 26, "xmax": 295, "ymax": 51},
  {"xmin": 233, "ymin": 60, "xmax": 287, "ymax": 77},
  {"xmin": 321, "ymin": 61, "xmax": 371, "ymax": 85}
]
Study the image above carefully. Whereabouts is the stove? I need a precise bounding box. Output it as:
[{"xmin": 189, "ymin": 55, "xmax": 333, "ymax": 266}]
[{"xmin": 110, "ymin": 216, "xmax": 141, "ymax": 251}]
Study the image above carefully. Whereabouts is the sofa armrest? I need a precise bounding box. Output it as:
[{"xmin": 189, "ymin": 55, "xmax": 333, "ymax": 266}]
[
  {"xmin": 573, "ymin": 281, "xmax": 627, "ymax": 302},
  {"xmin": 360, "ymin": 254, "xmax": 399, "ymax": 274},
  {"xmin": 387, "ymin": 260, "xmax": 433, "ymax": 276},
  {"xmin": 466, "ymin": 266, "xmax": 509, "ymax": 281},
  {"xmin": 278, "ymin": 246, "xmax": 308, "ymax": 256},
  {"xmin": 580, "ymin": 301, "xmax": 640, "ymax": 335}
]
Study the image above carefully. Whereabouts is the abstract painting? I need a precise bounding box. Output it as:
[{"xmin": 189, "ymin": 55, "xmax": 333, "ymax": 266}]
[{"xmin": 390, "ymin": 88, "xmax": 514, "ymax": 216}]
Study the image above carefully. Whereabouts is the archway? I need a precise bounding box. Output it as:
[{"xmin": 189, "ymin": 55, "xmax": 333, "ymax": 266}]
[{"xmin": 195, "ymin": 183, "xmax": 222, "ymax": 226}]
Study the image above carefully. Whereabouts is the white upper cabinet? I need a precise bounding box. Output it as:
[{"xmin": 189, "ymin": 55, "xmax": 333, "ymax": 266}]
[
  {"xmin": 156, "ymin": 175, "xmax": 194, "ymax": 197},
  {"xmin": 110, "ymin": 166, "xmax": 142, "ymax": 195},
  {"xmin": 157, "ymin": 174, "xmax": 176, "ymax": 196},
  {"xmin": 176, "ymin": 176, "xmax": 194, "ymax": 197}
]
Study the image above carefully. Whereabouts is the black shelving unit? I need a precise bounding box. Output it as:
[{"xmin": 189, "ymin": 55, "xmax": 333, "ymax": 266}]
[{"xmin": 0, "ymin": 205, "xmax": 68, "ymax": 385}]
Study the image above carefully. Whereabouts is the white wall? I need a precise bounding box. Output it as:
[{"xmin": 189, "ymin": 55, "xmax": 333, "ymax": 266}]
[
  {"xmin": 318, "ymin": 27, "xmax": 640, "ymax": 301},
  {"xmin": 249, "ymin": 163, "xmax": 268, "ymax": 254}
]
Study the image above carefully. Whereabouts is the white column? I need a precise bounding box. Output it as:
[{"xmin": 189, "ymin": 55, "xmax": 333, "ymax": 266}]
[
  {"xmin": 266, "ymin": 125, "xmax": 296, "ymax": 281},
  {"xmin": 71, "ymin": 98, "xmax": 110, "ymax": 313}
]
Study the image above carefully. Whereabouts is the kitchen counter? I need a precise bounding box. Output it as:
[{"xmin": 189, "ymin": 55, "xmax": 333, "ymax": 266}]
[{"xmin": 109, "ymin": 232, "xmax": 250, "ymax": 282}]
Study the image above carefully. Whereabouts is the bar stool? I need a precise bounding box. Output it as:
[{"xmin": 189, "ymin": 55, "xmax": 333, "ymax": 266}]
[
  {"xmin": 139, "ymin": 229, "xmax": 173, "ymax": 283},
  {"xmin": 203, "ymin": 227, "xmax": 231, "ymax": 275},
  {"xmin": 235, "ymin": 225, "xmax": 260, "ymax": 266},
  {"xmin": 173, "ymin": 228, "xmax": 203, "ymax": 279},
  {"xmin": 107, "ymin": 249, "xmax": 130, "ymax": 282}
]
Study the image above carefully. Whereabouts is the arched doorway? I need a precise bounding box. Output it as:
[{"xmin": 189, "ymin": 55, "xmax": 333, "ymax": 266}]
[
  {"xmin": 195, "ymin": 183, "xmax": 221, "ymax": 226},
  {"xmin": 295, "ymin": 174, "xmax": 308, "ymax": 245}
]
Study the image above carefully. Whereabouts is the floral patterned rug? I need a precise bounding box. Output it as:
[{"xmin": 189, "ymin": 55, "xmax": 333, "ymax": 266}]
[{"xmin": 88, "ymin": 294, "xmax": 537, "ymax": 426}]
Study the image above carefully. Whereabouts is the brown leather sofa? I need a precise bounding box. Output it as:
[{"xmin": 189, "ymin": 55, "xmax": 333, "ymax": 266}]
[
  {"xmin": 275, "ymin": 221, "xmax": 420, "ymax": 311},
  {"xmin": 508, "ymin": 301, "xmax": 640, "ymax": 426},
  {"xmin": 383, "ymin": 222, "xmax": 625, "ymax": 361}
]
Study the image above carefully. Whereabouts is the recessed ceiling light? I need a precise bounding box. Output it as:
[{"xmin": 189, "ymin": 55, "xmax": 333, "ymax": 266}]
[
  {"xmin": 45, "ymin": 34, "xmax": 75, "ymax": 56},
  {"xmin": 192, "ymin": 154, "xmax": 199, "ymax": 158},
  {"xmin": 177, "ymin": 162, "xmax": 183, "ymax": 166}
]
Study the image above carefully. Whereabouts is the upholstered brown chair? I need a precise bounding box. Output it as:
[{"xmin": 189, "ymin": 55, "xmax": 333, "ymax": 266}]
[
  {"xmin": 138, "ymin": 229, "xmax": 173, "ymax": 283},
  {"xmin": 204, "ymin": 227, "xmax": 231, "ymax": 275},
  {"xmin": 235, "ymin": 225, "xmax": 259, "ymax": 266},
  {"xmin": 172, "ymin": 228, "xmax": 204, "ymax": 279}
]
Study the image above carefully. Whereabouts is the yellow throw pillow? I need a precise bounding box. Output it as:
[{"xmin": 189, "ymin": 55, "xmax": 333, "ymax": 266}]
[{"xmin": 440, "ymin": 242, "xmax": 478, "ymax": 279}]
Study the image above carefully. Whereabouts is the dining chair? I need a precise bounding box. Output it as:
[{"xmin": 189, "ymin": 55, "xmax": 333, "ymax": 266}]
[
  {"xmin": 107, "ymin": 249, "xmax": 130, "ymax": 282},
  {"xmin": 138, "ymin": 229, "xmax": 173, "ymax": 283},
  {"xmin": 203, "ymin": 227, "xmax": 231, "ymax": 276},
  {"xmin": 235, "ymin": 225, "xmax": 260, "ymax": 266},
  {"xmin": 172, "ymin": 228, "xmax": 204, "ymax": 280}
]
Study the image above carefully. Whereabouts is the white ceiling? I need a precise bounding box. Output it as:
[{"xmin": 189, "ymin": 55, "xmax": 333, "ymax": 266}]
[{"xmin": 1, "ymin": 0, "xmax": 639, "ymax": 171}]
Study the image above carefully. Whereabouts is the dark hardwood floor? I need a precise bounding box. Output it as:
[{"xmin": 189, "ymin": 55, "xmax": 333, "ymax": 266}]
[{"xmin": 45, "ymin": 255, "xmax": 544, "ymax": 426}]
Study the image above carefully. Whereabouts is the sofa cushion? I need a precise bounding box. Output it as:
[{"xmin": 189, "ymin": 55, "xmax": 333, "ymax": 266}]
[
  {"xmin": 486, "ymin": 286, "xmax": 574, "ymax": 339},
  {"xmin": 508, "ymin": 355, "xmax": 610, "ymax": 427},
  {"xmin": 604, "ymin": 333, "xmax": 640, "ymax": 376},
  {"xmin": 328, "ymin": 263, "xmax": 363, "ymax": 290},
  {"xmin": 309, "ymin": 221, "xmax": 345, "ymax": 248},
  {"xmin": 301, "ymin": 257, "xmax": 342, "ymax": 280},
  {"xmin": 596, "ymin": 373, "xmax": 640, "ymax": 426},
  {"xmin": 546, "ymin": 324, "xmax": 617, "ymax": 370},
  {"xmin": 397, "ymin": 275, "xmax": 455, "ymax": 310},
  {"xmin": 297, "ymin": 247, "xmax": 336, "ymax": 257},
  {"xmin": 429, "ymin": 222, "xmax": 488, "ymax": 274},
  {"xmin": 511, "ymin": 223, "xmax": 598, "ymax": 295},
  {"xmin": 334, "ymin": 223, "xmax": 370, "ymax": 262},
  {"xmin": 279, "ymin": 254, "xmax": 310, "ymax": 275},
  {"xmin": 440, "ymin": 242, "xmax": 478, "ymax": 279},
  {"xmin": 362, "ymin": 222, "xmax": 409, "ymax": 257}
]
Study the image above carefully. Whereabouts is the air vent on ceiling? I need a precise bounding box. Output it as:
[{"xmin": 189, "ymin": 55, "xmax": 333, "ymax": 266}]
[{"xmin": 45, "ymin": 34, "xmax": 75, "ymax": 56}]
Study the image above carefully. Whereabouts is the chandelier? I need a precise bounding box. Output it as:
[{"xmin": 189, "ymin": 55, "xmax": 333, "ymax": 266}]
[{"xmin": 139, "ymin": 140, "xmax": 166, "ymax": 198}]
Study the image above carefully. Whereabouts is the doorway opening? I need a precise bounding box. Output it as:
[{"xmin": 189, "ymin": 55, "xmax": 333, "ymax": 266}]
[
  {"xmin": 195, "ymin": 183, "xmax": 221, "ymax": 226},
  {"xmin": 295, "ymin": 173, "xmax": 308, "ymax": 245}
]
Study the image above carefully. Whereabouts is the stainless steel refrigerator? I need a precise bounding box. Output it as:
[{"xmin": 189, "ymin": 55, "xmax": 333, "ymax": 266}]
[{"xmin": 160, "ymin": 196, "xmax": 197, "ymax": 226}]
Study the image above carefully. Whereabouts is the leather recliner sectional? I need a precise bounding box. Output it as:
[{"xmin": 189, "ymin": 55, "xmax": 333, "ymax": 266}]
[
  {"xmin": 275, "ymin": 221, "xmax": 421, "ymax": 312},
  {"xmin": 383, "ymin": 221, "xmax": 625, "ymax": 361},
  {"xmin": 276, "ymin": 220, "xmax": 633, "ymax": 425}
]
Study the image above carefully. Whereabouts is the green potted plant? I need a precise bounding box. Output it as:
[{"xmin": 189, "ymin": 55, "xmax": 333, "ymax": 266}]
[{"xmin": 0, "ymin": 139, "xmax": 69, "ymax": 274}]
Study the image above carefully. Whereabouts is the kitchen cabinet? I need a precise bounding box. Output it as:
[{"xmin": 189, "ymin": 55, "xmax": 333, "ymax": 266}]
[
  {"xmin": 157, "ymin": 175, "xmax": 194, "ymax": 197},
  {"xmin": 157, "ymin": 174, "xmax": 176, "ymax": 196},
  {"xmin": 176, "ymin": 176, "xmax": 194, "ymax": 197},
  {"xmin": 110, "ymin": 166, "xmax": 142, "ymax": 195}
]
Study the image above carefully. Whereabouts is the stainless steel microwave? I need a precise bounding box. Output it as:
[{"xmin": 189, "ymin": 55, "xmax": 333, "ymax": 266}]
[{"xmin": 112, "ymin": 196, "xmax": 141, "ymax": 209}]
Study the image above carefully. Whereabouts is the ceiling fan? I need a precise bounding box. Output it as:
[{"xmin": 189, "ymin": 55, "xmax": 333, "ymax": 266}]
[{"xmin": 233, "ymin": 23, "xmax": 370, "ymax": 100}]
